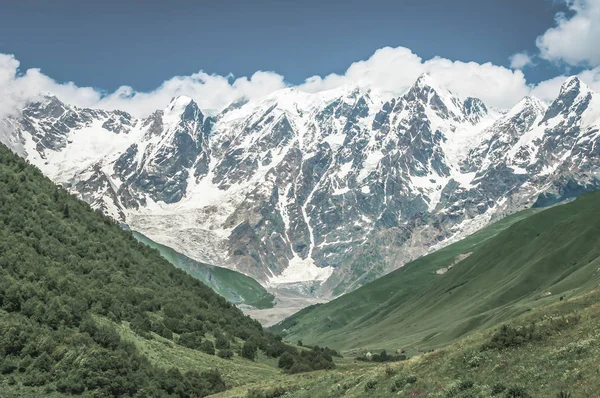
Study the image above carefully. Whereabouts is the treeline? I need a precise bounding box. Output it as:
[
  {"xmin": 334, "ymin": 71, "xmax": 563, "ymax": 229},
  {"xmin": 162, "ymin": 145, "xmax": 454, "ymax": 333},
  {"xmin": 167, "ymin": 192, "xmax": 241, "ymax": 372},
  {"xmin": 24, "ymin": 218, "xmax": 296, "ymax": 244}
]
[{"xmin": 0, "ymin": 144, "xmax": 333, "ymax": 396}]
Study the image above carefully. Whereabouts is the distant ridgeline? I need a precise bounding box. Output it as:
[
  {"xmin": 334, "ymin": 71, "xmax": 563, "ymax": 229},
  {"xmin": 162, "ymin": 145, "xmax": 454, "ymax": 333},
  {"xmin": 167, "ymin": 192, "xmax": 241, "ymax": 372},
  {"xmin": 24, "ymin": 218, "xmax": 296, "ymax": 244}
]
[{"xmin": 0, "ymin": 143, "xmax": 333, "ymax": 397}]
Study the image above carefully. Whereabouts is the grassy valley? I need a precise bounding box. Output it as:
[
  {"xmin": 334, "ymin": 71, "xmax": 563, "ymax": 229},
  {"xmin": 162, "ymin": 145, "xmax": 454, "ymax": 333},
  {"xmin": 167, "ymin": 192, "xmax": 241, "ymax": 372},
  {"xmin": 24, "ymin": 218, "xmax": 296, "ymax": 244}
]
[{"xmin": 132, "ymin": 231, "xmax": 274, "ymax": 309}]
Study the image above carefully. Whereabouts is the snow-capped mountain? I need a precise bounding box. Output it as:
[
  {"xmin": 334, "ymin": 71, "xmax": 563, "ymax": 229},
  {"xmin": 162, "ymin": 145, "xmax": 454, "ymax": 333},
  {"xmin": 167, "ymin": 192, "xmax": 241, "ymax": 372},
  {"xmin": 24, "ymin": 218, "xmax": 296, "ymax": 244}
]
[{"xmin": 2, "ymin": 74, "xmax": 600, "ymax": 298}]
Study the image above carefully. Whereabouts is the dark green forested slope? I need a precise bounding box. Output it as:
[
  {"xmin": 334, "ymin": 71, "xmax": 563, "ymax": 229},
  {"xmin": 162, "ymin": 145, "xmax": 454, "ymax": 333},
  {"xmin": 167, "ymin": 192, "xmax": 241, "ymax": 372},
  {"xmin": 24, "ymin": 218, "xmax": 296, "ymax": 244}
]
[
  {"xmin": 131, "ymin": 231, "xmax": 274, "ymax": 309},
  {"xmin": 272, "ymin": 192, "xmax": 600, "ymax": 353},
  {"xmin": 0, "ymin": 143, "xmax": 332, "ymax": 397}
]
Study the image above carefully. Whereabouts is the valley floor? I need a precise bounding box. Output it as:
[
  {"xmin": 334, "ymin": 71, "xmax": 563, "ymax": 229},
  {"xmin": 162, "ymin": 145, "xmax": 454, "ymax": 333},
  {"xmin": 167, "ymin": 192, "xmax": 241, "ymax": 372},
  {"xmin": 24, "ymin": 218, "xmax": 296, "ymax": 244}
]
[{"xmin": 242, "ymin": 287, "xmax": 329, "ymax": 327}]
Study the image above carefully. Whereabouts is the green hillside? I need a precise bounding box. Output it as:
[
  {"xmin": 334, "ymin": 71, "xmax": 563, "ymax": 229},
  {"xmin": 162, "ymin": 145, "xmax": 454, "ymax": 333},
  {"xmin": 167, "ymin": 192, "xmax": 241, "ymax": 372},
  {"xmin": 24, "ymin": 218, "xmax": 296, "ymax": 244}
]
[
  {"xmin": 0, "ymin": 143, "xmax": 333, "ymax": 397},
  {"xmin": 228, "ymin": 286, "xmax": 600, "ymax": 397},
  {"xmin": 271, "ymin": 192, "xmax": 600, "ymax": 354},
  {"xmin": 131, "ymin": 231, "xmax": 274, "ymax": 309}
]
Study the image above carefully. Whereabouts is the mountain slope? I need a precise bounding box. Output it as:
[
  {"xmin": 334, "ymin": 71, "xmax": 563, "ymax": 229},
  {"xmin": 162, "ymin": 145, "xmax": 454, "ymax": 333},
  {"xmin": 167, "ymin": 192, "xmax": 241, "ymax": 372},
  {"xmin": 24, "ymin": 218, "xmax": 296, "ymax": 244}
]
[
  {"xmin": 230, "ymin": 286, "xmax": 600, "ymax": 397},
  {"xmin": 271, "ymin": 190, "xmax": 600, "ymax": 353},
  {"xmin": 0, "ymin": 143, "xmax": 330, "ymax": 396},
  {"xmin": 3, "ymin": 75, "xmax": 600, "ymax": 300},
  {"xmin": 131, "ymin": 231, "xmax": 275, "ymax": 309}
]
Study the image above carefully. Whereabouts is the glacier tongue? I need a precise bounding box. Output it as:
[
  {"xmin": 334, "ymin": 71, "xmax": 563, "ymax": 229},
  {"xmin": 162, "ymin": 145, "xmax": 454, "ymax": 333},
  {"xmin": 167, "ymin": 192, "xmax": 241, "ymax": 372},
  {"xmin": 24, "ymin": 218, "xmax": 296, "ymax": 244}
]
[
  {"xmin": 4, "ymin": 75, "xmax": 600, "ymax": 301},
  {"xmin": 267, "ymin": 255, "xmax": 334, "ymax": 285}
]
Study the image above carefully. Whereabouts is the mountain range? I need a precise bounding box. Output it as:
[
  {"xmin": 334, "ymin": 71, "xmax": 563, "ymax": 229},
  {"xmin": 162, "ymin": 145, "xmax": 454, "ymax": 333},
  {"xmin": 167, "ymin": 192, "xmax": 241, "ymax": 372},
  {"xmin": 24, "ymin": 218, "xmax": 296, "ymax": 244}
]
[{"xmin": 2, "ymin": 73, "xmax": 600, "ymax": 299}]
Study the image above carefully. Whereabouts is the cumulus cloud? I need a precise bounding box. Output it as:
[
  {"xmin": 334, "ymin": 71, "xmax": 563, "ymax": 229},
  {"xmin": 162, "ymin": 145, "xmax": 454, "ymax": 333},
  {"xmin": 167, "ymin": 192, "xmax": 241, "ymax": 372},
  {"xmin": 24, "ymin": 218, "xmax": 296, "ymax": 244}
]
[
  {"xmin": 299, "ymin": 46, "xmax": 530, "ymax": 109},
  {"xmin": 1, "ymin": 44, "xmax": 599, "ymax": 121},
  {"xmin": 95, "ymin": 70, "xmax": 286, "ymax": 117},
  {"xmin": 509, "ymin": 52, "xmax": 534, "ymax": 69},
  {"xmin": 0, "ymin": 53, "xmax": 287, "ymax": 119},
  {"xmin": 536, "ymin": 0, "xmax": 600, "ymax": 67},
  {"xmin": 529, "ymin": 66, "xmax": 600, "ymax": 101}
]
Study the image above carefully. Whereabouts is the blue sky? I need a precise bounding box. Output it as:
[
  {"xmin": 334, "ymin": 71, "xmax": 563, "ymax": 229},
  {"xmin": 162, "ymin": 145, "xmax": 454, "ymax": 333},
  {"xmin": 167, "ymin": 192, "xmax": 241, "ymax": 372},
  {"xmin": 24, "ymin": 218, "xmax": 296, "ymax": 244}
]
[
  {"xmin": 0, "ymin": 0, "xmax": 569, "ymax": 90},
  {"xmin": 0, "ymin": 0, "xmax": 599, "ymax": 117}
]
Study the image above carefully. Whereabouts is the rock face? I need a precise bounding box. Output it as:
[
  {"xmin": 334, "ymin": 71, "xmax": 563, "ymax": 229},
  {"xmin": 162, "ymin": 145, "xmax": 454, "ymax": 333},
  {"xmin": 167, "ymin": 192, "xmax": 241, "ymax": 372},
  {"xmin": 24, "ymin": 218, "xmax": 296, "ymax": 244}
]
[{"xmin": 3, "ymin": 75, "xmax": 600, "ymax": 297}]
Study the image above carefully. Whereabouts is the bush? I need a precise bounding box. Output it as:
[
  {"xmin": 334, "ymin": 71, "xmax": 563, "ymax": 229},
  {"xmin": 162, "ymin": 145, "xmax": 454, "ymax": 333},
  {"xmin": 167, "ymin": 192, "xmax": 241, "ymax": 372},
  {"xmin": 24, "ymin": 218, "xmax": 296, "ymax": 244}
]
[
  {"xmin": 242, "ymin": 340, "xmax": 258, "ymax": 360},
  {"xmin": 215, "ymin": 334, "xmax": 230, "ymax": 349},
  {"xmin": 56, "ymin": 376, "xmax": 86, "ymax": 395},
  {"xmin": 385, "ymin": 365, "xmax": 395, "ymax": 377},
  {"xmin": 364, "ymin": 380, "xmax": 377, "ymax": 391},
  {"xmin": 288, "ymin": 362, "xmax": 312, "ymax": 374},
  {"xmin": 406, "ymin": 375, "xmax": 417, "ymax": 384},
  {"xmin": 459, "ymin": 380, "xmax": 474, "ymax": 390},
  {"xmin": 246, "ymin": 386, "xmax": 288, "ymax": 398},
  {"xmin": 201, "ymin": 340, "xmax": 215, "ymax": 355},
  {"xmin": 0, "ymin": 357, "xmax": 18, "ymax": 374},
  {"xmin": 217, "ymin": 349, "xmax": 233, "ymax": 359},
  {"xmin": 483, "ymin": 316, "xmax": 580, "ymax": 352},
  {"xmin": 278, "ymin": 351, "xmax": 295, "ymax": 370},
  {"xmin": 491, "ymin": 383, "xmax": 507, "ymax": 395},
  {"xmin": 178, "ymin": 332, "xmax": 204, "ymax": 350},
  {"xmin": 505, "ymin": 386, "xmax": 531, "ymax": 397}
]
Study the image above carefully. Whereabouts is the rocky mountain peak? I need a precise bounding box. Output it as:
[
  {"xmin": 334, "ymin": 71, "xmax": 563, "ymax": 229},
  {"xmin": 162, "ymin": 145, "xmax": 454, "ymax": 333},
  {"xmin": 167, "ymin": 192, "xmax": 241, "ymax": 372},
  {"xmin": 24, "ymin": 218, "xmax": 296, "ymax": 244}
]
[
  {"xmin": 24, "ymin": 95, "xmax": 68, "ymax": 118},
  {"xmin": 463, "ymin": 97, "xmax": 488, "ymax": 123},
  {"xmin": 404, "ymin": 73, "xmax": 465, "ymax": 121},
  {"xmin": 542, "ymin": 76, "xmax": 593, "ymax": 123},
  {"xmin": 164, "ymin": 95, "xmax": 203, "ymax": 123},
  {"xmin": 560, "ymin": 76, "xmax": 583, "ymax": 95}
]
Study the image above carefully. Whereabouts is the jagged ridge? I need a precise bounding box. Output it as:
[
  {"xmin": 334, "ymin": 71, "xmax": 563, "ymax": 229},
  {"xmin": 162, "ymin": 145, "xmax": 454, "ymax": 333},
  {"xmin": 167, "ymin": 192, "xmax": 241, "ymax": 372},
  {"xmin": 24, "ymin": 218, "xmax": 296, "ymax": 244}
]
[{"xmin": 2, "ymin": 75, "xmax": 600, "ymax": 300}]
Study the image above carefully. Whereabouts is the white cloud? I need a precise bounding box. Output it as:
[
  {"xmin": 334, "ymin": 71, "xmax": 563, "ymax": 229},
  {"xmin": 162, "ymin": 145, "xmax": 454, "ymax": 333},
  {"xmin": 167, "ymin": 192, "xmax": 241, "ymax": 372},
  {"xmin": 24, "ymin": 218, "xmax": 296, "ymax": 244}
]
[
  {"xmin": 1, "ymin": 44, "xmax": 600, "ymax": 121},
  {"xmin": 0, "ymin": 53, "xmax": 287, "ymax": 119},
  {"xmin": 509, "ymin": 52, "xmax": 534, "ymax": 69},
  {"xmin": 95, "ymin": 70, "xmax": 287, "ymax": 117},
  {"xmin": 529, "ymin": 66, "xmax": 600, "ymax": 101},
  {"xmin": 536, "ymin": 0, "xmax": 600, "ymax": 67},
  {"xmin": 299, "ymin": 46, "xmax": 531, "ymax": 109}
]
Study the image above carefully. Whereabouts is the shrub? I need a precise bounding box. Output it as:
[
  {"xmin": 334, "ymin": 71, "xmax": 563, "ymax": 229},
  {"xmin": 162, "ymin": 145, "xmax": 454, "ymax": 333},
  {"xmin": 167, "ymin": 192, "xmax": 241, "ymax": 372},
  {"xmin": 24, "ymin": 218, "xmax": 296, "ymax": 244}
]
[
  {"xmin": 393, "ymin": 377, "xmax": 406, "ymax": 389},
  {"xmin": 151, "ymin": 321, "xmax": 173, "ymax": 339},
  {"xmin": 483, "ymin": 316, "xmax": 580, "ymax": 352},
  {"xmin": 246, "ymin": 387, "xmax": 287, "ymax": 398},
  {"xmin": 364, "ymin": 380, "xmax": 377, "ymax": 391},
  {"xmin": 215, "ymin": 334, "xmax": 230, "ymax": 349},
  {"xmin": 56, "ymin": 376, "xmax": 86, "ymax": 395},
  {"xmin": 200, "ymin": 340, "xmax": 215, "ymax": 355},
  {"xmin": 178, "ymin": 332, "xmax": 204, "ymax": 350},
  {"xmin": 505, "ymin": 385, "xmax": 531, "ymax": 397},
  {"xmin": 242, "ymin": 340, "xmax": 258, "ymax": 360},
  {"xmin": 0, "ymin": 357, "xmax": 18, "ymax": 374},
  {"xmin": 219, "ymin": 348, "xmax": 234, "ymax": 359},
  {"xmin": 406, "ymin": 375, "xmax": 417, "ymax": 384},
  {"xmin": 288, "ymin": 362, "xmax": 312, "ymax": 374},
  {"xmin": 278, "ymin": 351, "xmax": 295, "ymax": 370},
  {"xmin": 491, "ymin": 383, "xmax": 506, "ymax": 395},
  {"xmin": 385, "ymin": 365, "xmax": 395, "ymax": 377},
  {"xmin": 482, "ymin": 324, "xmax": 540, "ymax": 351}
]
